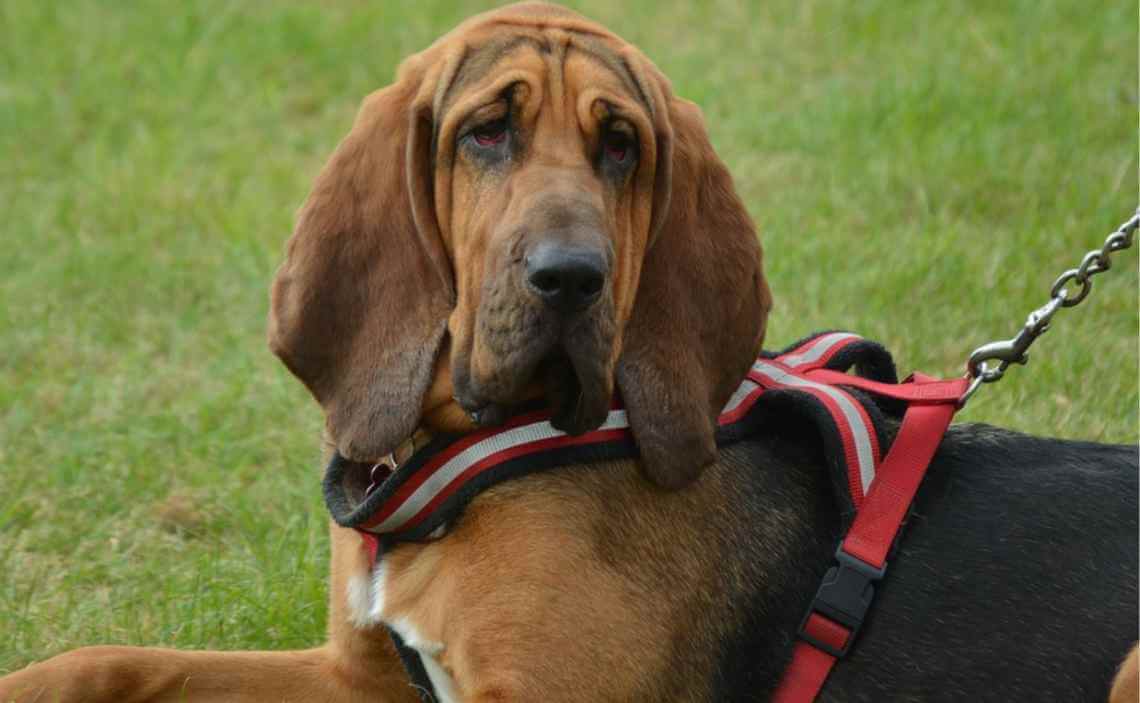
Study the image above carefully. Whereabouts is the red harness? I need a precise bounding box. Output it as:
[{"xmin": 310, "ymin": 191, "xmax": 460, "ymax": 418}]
[
  {"xmin": 322, "ymin": 331, "xmax": 968, "ymax": 702},
  {"xmin": 766, "ymin": 340, "xmax": 968, "ymax": 702}
]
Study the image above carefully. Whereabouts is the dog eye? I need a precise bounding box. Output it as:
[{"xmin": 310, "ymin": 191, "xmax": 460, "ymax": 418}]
[
  {"xmin": 471, "ymin": 119, "xmax": 508, "ymax": 147},
  {"xmin": 602, "ymin": 130, "xmax": 634, "ymax": 164}
]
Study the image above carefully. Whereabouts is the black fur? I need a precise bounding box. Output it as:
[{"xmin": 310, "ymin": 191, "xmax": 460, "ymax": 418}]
[{"xmin": 711, "ymin": 421, "xmax": 1138, "ymax": 702}]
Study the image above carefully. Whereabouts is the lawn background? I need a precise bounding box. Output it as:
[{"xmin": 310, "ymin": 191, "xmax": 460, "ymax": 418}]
[{"xmin": 1, "ymin": 0, "xmax": 1136, "ymax": 672}]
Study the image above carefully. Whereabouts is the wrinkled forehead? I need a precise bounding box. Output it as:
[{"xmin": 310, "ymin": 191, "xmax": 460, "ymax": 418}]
[{"xmin": 434, "ymin": 24, "xmax": 655, "ymax": 127}]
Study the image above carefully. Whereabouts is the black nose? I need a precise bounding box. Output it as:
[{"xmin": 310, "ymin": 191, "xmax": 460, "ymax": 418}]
[{"xmin": 525, "ymin": 242, "xmax": 607, "ymax": 314}]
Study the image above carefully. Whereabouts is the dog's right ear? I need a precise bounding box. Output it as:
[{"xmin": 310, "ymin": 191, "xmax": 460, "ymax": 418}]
[{"xmin": 269, "ymin": 57, "xmax": 454, "ymax": 461}]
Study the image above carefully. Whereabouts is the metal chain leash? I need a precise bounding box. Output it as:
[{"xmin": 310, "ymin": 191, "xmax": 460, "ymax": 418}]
[{"xmin": 960, "ymin": 207, "xmax": 1140, "ymax": 406}]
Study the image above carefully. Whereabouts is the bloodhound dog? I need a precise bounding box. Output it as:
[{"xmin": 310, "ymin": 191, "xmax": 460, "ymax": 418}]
[{"xmin": 2, "ymin": 4, "xmax": 1136, "ymax": 702}]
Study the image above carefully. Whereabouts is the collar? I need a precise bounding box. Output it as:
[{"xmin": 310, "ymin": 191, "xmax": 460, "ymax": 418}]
[{"xmin": 324, "ymin": 400, "xmax": 638, "ymax": 544}]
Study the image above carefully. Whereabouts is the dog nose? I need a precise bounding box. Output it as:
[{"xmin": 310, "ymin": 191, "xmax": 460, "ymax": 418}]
[{"xmin": 525, "ymin": 242, "xmax": 607, "ymax": 314}]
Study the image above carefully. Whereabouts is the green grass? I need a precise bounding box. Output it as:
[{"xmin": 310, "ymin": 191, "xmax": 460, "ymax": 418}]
[{"xmin": 1, "ymin": 0, "xmax": 1136, "ymax": 672}]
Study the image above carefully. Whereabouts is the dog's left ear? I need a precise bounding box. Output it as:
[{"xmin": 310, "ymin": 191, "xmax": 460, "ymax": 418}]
[{"xmin": 616, "ymin": 71, "xmax": 773, "ymax": 490}]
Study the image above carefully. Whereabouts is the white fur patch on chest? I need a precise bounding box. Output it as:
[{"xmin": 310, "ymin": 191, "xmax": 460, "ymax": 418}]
[
  {"xmin": 345, "ymin": 557, "xmax": 387, "ymax": 627},
  {"xmin": 346, "ymin": 559, "xmax": 460, "ymax": 701},
  {"xmin": 417, "ymin": 648, "xmax": 461, "ymax": 703},
  {"xmin": 389, "ymin": 617, "xmax": 459, "ymax": 703},
  {"xmin": 388, "ymin": 616, "xmax": 443, "ymax": 656}
]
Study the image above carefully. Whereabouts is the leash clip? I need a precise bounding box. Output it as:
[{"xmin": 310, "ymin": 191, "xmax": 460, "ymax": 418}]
[
  {"xmin": 363, "ymin": 433, "xmax": 425, "ymax": 498},
  {"xmin": 796, "ymin": 546, "xmax": 886, "ymax": 658},
  {"xmin": 365, "ymin": 453, "xmax": 398, "ymax": 498}
]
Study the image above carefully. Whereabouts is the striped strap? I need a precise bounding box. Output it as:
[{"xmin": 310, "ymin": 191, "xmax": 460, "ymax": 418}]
[
  {"xmin": 748, "ymin": 357, "xmax": 881, "ymax": 505},
  {"xmin": 360, "ymin": 408, "xmax": 631, "ymax": 534}
]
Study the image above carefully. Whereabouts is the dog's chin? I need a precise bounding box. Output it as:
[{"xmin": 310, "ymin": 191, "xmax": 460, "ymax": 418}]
[
  {"xmin": 457, "ymin": 345, "xmax": 613, "ymax": 436},
  {"xmin": 540, "ymin": 350, "xmax": 612, "ymax": 435}
]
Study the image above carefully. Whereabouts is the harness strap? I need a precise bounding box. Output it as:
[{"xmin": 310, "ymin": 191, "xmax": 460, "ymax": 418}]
[
  {"xmin": 843, "ymin": 396, "xmax": 960, "ymax": 569},
  {"xmin": 772, "ymin": 372, "xmax": 968, "ymax": 703},
  {"xmin": 800, "ymin": 367, "xmax": 968, "ymax": 405},
  {"xmin": 776, "ymin": 331, "xmax": 865, "ymax": 370},
  {"xmin": 774, "ymin": 639, "xmax": 840, "ymax": 703}
]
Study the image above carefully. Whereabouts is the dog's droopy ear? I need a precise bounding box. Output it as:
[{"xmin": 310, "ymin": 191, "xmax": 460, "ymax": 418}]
[
  {"xmin": 617, "ymin": 87, "xmax": 773, "ymax": 490},
  {"xmin": 269, "ymin": 58, "xmax": 454, "ymax": 461}
]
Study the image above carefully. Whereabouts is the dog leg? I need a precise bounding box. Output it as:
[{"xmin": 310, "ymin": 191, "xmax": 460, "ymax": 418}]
[
  {"xmin": 1109, "ymin": 644, "xmax": 1138, "ymax": 703},
  {"xmin": 0, "ymin": 643, "xmax": 420, "ymax": 703}
]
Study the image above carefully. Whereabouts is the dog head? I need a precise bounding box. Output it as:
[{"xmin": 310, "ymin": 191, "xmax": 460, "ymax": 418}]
[{"xmin": 269, "ymin": 3, "xmax": 772, "ymax": 488}]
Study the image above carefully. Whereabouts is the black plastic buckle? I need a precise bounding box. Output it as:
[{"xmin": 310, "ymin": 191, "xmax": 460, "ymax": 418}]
[{"xmin": 796, "ymin": 545, "xmax": 887, "ymax": 658}]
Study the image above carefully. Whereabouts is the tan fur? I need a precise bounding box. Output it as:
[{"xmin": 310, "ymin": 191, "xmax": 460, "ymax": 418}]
[
  {"xmin": 373, "ymin": 455, "xmax": 790, "ymax": 702},
  {"xmin": 0, "ymin": 4, "xmax": 776, "ymax": 701},
  {"xmin": 1110, "ymin": 644, "xmax": 1139, "ymax": 703}
]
